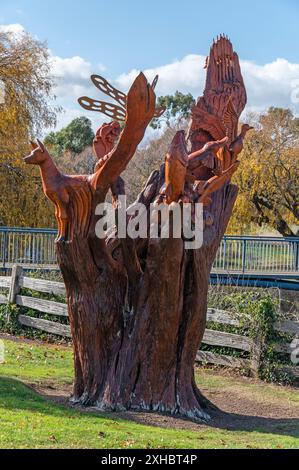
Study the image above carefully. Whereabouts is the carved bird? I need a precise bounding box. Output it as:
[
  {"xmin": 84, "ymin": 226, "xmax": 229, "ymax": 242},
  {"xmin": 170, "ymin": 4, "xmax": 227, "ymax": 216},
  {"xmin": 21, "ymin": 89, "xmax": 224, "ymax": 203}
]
[
  {"xmin": 187, "ymin": 136, "xmax": 229, "ymax": 176},
  {"xmin": 229, "ymin": 124, "xmax": 254, "ymax": 156}
]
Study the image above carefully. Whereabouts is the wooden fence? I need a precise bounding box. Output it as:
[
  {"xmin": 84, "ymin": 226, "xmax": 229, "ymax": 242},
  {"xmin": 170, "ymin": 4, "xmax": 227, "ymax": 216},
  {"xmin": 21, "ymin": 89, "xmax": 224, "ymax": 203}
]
[{"xmin": 0, "ymin": 265, "xmax": 298, "ymax": 379}]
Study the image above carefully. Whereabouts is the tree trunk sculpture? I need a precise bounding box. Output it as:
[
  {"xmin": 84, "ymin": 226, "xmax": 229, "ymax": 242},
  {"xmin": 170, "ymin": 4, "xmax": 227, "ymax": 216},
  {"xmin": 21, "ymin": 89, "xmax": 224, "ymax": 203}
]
[{"xmin": 25, "ymin": 36, "xmax": 251, "ymax": 421}]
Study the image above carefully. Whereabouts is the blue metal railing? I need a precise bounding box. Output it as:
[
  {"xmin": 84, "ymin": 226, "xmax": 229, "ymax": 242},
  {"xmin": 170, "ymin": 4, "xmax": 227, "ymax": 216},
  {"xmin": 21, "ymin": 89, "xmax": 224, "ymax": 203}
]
[
  {"xmin": 0, "ymin": 227, "xmax": 299, "ymax": 275},
  {"xmin": 0, "ymin": 227, "xmax": 57, "ymax": 268},
  {"xmin": 214, "ymin": 235, "xmax": 299, "ymax": 274}
]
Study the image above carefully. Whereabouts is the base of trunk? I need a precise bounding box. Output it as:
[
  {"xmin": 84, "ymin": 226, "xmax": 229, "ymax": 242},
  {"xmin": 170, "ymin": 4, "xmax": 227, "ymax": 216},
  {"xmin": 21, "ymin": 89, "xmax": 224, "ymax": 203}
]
[{"xmin": 58, "ymin": 183, "xmax": 237, "ymax": 424}]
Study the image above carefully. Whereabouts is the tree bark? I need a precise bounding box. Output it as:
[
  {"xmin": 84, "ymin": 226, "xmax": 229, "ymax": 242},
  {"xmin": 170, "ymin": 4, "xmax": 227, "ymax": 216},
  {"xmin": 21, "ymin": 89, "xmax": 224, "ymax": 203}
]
[
  {"xmin": 56, "ymin": 172, "xmax": 237, "ymax": 421},
  {"xmin": 26, "ymin": 37, "xmax": 248, "ymax": 422}
]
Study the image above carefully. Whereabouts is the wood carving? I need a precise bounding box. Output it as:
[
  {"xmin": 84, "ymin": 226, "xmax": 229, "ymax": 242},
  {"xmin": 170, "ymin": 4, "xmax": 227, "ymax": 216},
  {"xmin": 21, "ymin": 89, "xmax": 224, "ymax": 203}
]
[
  {"xmin": 164, "ymin": 130, "xmax": 188, "ymax": 204},
  {"xmin": 25, "ymin": 38, "xmax": 252, "ymax": 422},
  {"xmin": 188, "ymin": 35, "xmax": 247, "ymax": 151},
  {"xmin": 24, "ymin": 140, "xmax": 92, "ymax": 242},
  {"xmin": 78, "ymin": 74, "xmax": 166, "ymax": 122},
  {"xmin": 93, "ymin": 121, "xmax": 121, "ymax": 166}
]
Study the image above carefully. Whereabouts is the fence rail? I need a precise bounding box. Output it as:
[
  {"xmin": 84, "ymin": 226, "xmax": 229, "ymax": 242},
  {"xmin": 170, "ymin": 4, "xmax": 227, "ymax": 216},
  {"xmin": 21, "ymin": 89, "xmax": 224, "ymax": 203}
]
[
  {"xmin": 0, "ymin": 265, "xmax": 298, "ymax": 379},
  {"xmin": 1, "ymin": 227, "xmax": 299, "ymax": 275}
]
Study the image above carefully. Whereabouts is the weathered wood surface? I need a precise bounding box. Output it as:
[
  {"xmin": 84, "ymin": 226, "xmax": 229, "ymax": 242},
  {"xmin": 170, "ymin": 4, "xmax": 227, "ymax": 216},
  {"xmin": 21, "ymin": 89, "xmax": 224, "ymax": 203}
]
[
  {"xmin": 274, "ymin": 320, "xmax": 299, "ymax": 336},
  {"xmin": 196, "ymin": 350, "xmax": 251, "ymax": 369},
  {"xmin": 0, "ymin": 277, "xmax": 11, "ymax": 288},
  {"xmin": 18, "ymin": 315, "xmax": 71, "ymax": 337},
  {"xmin": 8, "ymin": 265, "xmax": 22, "ymax": 303},
  {"xmin": 19, "ymin": 276, "xmax": 65, "ymax": 296},
  {"xmin": 0, "ymin": 294, "xmax": 7, "ymax": 304},
  {"xmin": 280, "ymin": 366, "xmax": 299, "ymax": 379},
  {"xmin": 202, "ymin": 329, "xmax": 253, "ymax": 352},
  {"xmin": 2, "ymin": 263, "xmax": 59, "ymax": 270},
  {"xmin": 250, "ymin": 335, "xmax": 263, "ymax": 375},
  {"xmin": 15, "ymin": 295, "xmax": 68, "ymax": 317},
  {"xmin": 273, "ymin": 342, "xmax": 293, "ymax": 354},
  {"xmin": 207, "ymin": 308, "xmax": 240, "ymax": 326}
]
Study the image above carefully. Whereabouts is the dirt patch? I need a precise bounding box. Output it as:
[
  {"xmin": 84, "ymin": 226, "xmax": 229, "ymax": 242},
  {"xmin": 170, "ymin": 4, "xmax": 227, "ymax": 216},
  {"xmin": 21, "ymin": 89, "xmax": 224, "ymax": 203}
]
[{"xmin": 33, "ymin": 376, "xmax": 299, "ymax": 436}]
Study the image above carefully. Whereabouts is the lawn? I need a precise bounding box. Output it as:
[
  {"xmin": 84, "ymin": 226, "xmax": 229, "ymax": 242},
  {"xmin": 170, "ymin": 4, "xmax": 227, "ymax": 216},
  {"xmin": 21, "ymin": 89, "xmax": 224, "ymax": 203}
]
[{"xmin": 0, "ymin": 337, "xmax": 298, "ymax": 449}]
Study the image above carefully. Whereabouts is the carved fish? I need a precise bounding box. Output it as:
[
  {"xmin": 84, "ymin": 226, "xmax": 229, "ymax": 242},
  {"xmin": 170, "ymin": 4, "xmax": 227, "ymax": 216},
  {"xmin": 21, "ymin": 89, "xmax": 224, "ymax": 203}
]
[{"xmin": 164, "ymin": 131, "xmax": 188, "ymax": 204}]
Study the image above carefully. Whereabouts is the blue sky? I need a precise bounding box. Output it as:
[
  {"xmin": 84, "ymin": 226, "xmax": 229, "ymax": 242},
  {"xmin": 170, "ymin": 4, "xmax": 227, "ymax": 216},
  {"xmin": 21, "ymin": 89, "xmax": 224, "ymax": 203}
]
[{"xmin": 1, "ymin": 0, "xmax": 299, "ymax": 131}]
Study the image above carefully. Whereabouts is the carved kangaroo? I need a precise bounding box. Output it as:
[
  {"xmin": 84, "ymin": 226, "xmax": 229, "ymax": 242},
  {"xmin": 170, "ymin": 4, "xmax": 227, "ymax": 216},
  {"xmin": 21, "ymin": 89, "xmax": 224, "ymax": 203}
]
[{"xmin": 24, "ymin": 140, "xmax": 91, "ymax": 242}]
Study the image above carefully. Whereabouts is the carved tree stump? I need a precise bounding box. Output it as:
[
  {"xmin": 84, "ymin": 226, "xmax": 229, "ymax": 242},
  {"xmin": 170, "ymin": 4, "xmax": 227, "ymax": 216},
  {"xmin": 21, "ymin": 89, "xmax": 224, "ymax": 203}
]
[
  {"xmin": 25, "ymin": 37, "xmax": 249, "ymax": 422},
  {"xmin": 56, "ymin": 168, "xmax": 237, "ymax": 420}
]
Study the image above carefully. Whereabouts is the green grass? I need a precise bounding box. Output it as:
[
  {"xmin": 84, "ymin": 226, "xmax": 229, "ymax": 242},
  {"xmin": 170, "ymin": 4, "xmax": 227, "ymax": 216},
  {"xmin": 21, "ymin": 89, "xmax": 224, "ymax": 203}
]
[
  {"xmin": 0, "ymin": 338, "xmax": 298, "ymax": 449},
  {"xmin": 0, "ymin": 339, "xmax": 73, "ymax": 386}
]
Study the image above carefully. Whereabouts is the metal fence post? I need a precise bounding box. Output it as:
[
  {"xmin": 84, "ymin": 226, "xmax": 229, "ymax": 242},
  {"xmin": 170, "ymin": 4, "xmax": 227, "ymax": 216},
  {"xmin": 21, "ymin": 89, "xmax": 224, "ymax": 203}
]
[
  {"xmin": 295, "ymin": 240, "xmax": 299, "ymax": 272},
  {"xmin": 242, "ymin": 239, "xmax": 247, "ymax": 274},
  {"xmin": 2, "ymin": 230, "xmax": 7, "ymax": 270},
  {"xmin": 223, "ymin": 236, "xmax": 227, "ymax": 270}
]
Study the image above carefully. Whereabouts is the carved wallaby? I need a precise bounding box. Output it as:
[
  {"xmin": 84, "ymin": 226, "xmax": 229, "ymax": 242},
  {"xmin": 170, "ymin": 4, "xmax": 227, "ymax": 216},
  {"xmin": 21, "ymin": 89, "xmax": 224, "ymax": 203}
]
[{"xmin": 24, "ymin": 140, "xmax": 91, "ymax": 242}]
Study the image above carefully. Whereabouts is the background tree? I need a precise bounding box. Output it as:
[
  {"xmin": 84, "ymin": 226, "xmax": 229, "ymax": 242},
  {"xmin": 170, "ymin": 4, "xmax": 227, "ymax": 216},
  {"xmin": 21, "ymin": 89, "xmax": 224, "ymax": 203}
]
[
  {"xmin": 45, "ymin": 116, "xmax": 95, "ymax": 156},
  {"xmin": 228, "ymin": 108, "xmax": 299, "ymax": 236},
  {"xmin": 123, "ymin": 127, "xmax": 176, "ymax": 203},
  {"xmin": 0, "ymin": 28, "xmax": 57, "ymax": 227},
  {"xmin": 150, "ymin": 91, "xmax": 195, "ymax": 129}
]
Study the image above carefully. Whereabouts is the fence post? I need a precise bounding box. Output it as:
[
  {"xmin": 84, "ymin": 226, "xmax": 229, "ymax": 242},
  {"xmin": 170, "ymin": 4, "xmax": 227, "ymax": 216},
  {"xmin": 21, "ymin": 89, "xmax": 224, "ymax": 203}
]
[
  {"xmin": 223, "ymin": 236, "xmax": 227, "ymax": 270},
  {"xmin": 250, "ymin": 334, "xmax": 263, "ymax": 377},
  {"xmin": 295, "ymin": 240, "xmax": 299, "ymax": 272},
  {"xmin": 2, "ymin": 230, "xmax": 7, "ymax": 269},
  {"xmin": 242, "ymin": 239, "xmax": 247, "ymax": 274},
  {"xmin": 8, "ymin": 264, "xmax": 22, "ymax": 303}
]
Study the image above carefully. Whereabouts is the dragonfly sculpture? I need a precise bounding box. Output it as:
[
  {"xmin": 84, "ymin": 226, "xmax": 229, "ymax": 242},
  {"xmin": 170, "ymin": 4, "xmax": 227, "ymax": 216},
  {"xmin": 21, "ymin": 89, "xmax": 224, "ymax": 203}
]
[{"xmin": 78, "ymin": 74, "xmax": 165, "ymax": 122}]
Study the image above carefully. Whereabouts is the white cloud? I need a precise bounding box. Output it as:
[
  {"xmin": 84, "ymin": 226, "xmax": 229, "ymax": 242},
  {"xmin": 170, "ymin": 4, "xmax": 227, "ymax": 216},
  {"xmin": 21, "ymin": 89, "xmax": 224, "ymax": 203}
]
[
  {"xmin": 114, "ymin": 55, "xmax": 299, "ymax": 117},
  {"xmin": 50, "ymin": 54, "xmax": 95, "ymax": 100},
  {"xmin": 241, "ymin": 58, "xmax": 299, "ymax": 112},
  {"xmin": 2, "ymin": 22, "xmax": 299, "ymax": 134},
  {"xmin": 97, "ymin": 63, "xmax": 107, "ymax": 72},
  {"xmin": 49, "ymin": 54, "xmax": 109, "ymax": 133},
  {"xmin": 115, "ymin": 54, "xmax": 206, "ymax": 96},
  {"xmin": 0, "ymin": 23, "xmax": 25, "ymax": 37},
  {"xmin": 50, "ymin": 53, "xmax": 299, "ymax": 136}
]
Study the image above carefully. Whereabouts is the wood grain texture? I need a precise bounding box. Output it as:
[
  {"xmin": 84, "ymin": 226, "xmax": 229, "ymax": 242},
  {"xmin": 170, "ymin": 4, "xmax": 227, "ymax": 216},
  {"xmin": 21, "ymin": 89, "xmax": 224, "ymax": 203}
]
[
  {"xmin": 19, "ymin": 276, "xmax": 66, "ymax": 296},
  {"xmin": 196, "ymin": 350, "xmax": 251, "ymax": 369},
  {"xmin": 0, "ymin": 277, "xmax": 11, "ymax": 288},
  {"xmin": 202, "ymin": 329, "xmax": 253, "ymax": 352},
  {"xmin": 0, "ymin": 294, "xmax": 7, "ymax": 304},
  {"xmin": 16, "ymin": 295, "xmax": 68, "ymax": 316},
  {"xmin": 8, "ymin": 265, "xmax": 21, "ymax": 299},
  {"xmin": 18, "ymin": 315, "xmax": 71, "ymax": 337},
  {"xmin": 207, "ymin": 308, "xmax": 240, "ymax": 326},
  {"xmin": 274, "ymin": 320, "xmax": 299, "ymax": 336}
]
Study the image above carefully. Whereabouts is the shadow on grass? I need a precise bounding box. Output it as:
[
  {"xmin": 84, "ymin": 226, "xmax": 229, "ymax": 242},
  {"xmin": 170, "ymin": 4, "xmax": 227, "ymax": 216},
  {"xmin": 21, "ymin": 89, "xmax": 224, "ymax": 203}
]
[{"xmin": 1, "ymin": 376, "xmax": 298, "ymax": 440}]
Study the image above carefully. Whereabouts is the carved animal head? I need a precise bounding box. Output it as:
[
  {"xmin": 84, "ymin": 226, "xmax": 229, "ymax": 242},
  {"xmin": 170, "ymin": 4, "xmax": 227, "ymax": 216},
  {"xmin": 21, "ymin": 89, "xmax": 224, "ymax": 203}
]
[
  {"xmin": 240, "ymin": 124, "xmax": 254, "ymax": 137},
  {"xmin": 23, "ymin": 140, "xmax": 49, "ymax": 165},
  {"xmin": 94, "ymin": 121, "xmax": 121, "ymax": 155}
]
